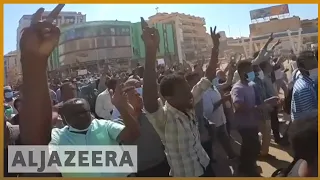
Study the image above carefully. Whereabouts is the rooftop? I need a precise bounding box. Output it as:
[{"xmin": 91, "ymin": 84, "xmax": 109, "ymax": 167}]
[{"xmin": 19, "ymin": 11, "xmax": 85, "ymax": 22}]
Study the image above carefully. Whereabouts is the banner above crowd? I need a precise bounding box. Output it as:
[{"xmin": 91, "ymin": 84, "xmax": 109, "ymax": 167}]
[{"xmin": 250, "ymin": 4, "xmax": 290, "ymax": 20}]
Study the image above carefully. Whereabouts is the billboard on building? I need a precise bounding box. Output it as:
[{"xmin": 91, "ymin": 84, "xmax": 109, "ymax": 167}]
[{"xmin": 250, "ymin": 4, "xmax": 289, "ymax": 20}]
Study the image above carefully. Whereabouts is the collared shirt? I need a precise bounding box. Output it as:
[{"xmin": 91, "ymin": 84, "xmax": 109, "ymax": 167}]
[
  {"xmin": 95, "ymin": 90, "xmax": 114, "ymax": 120},
  {"xmin": 145, "ymin": 78, "xmax": 211, "ymax": 177},
  {"xmin": 203, "ymin": 86, "xmax": 226, "ymax": 127},
  {"xmin": 291, "ymin": 75, "xmax": 318, "ymax": 121}
]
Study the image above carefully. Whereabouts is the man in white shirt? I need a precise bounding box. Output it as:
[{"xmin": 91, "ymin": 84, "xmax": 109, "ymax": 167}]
[
  {"xmin": 95, "ymin": 79, "xmax": 116, "ymax": 120},
  {"xmin": 203, "ymin": 86, "xmax": 237, "ymax": 160}
]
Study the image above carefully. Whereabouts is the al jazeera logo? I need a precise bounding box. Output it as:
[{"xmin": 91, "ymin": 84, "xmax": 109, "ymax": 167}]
[{"xmin": 8, "ymin": 145, "xmax": 137, "ymax": 173}]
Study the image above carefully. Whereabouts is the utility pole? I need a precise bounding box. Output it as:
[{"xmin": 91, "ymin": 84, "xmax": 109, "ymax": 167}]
[{"xmin": 156, "ymin": 7, "xmax": 159, "ymax": 13}]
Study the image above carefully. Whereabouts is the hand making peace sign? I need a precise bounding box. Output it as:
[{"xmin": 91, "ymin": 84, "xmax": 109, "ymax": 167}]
[
  {"xmin": 210, "ymin": 26, "xmax": 220, "ymax": 49},
  {"xmin": 20, "ymin": 4, "xmax": 65, "ymax": 66}
]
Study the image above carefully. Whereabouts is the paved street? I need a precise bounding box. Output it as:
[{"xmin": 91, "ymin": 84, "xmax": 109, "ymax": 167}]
[{"xmin": 211, "ymin": 113, "xmax": 293, "ymax": 177}]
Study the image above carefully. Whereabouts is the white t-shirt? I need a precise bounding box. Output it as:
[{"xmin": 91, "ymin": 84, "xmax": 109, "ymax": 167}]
[
  {"xmin": 95, "ymin": 90, "xmax": 114, "ymax": 120},
  {"xmin": 202, "ymin": 87, "xmax": 226, "ymax": 127}
]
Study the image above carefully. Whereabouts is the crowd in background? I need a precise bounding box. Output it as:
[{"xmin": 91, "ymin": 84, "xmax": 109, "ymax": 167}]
[{"xmin": 4, "ymin": 4, "xmax": 318, "ymax": 177}]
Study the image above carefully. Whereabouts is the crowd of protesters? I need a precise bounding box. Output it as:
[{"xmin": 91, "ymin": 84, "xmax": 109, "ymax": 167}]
[{"xmin": 4, "ymin": 4, "xmax": 318, "ymax": 177}]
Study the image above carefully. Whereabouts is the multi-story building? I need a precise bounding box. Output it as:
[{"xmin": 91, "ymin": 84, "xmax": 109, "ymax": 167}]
[
  {"xmin": 299, "ymin": 18, "xmax": 318, "ymax": 31},
  {"xmin": 300, "ymin": 18, "xmax": 318, "ymax": 47},
  {"xmin": 228, "ymin": 17, "xmax": 318, "ymax": 58},
  {"xmin": 54, "ymin": 20, "xmax": 132, "ymax": 76},
  {"xmin": 4, "ymin": 51, "xmax": 20, "ymax": 85},
  {"xmin": 227, "ymin": 5, "xmax": 318, "ymax": 58},
  {"xmin": 48, "ymin": 20, "xmax": 177, "ymax": 77},
  {"xmin": 16, "ymin": 11, "xmax": 86, "ymax": 51},
  {"xmin": 16, "ymin": 11, "xmax": 86, "ymax": 73},
  {"xmin": 148, "ymin": 12, "xmax": 208, "ymax": 63}
]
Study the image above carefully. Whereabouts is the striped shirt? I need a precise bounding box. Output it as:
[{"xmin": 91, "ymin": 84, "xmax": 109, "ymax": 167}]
[
  {"xmin": 291, "ymin": 75, "xmax": 318, "ymax": 121},
  {"xmin": 145, "ymin": 78, "xmax": 211, "ymax": 177}
]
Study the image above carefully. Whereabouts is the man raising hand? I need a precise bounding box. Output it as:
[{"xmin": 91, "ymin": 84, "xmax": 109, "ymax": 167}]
[{"xmin": 142, "ymin": 16, "xmax": 220, "ymax": 177}]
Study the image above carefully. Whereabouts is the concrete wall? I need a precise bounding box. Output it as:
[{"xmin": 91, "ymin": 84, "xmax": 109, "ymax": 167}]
[{"xmin": 249, "ymin": 16, "xmax": 301, "ymax": 36}]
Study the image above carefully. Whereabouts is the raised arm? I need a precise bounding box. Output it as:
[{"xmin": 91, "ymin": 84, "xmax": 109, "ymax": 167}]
[
  {"xmin": 204, "ymin": 26, "xmax": 220, "ymax": 81},
  {"xmin": 252, "ymin": 33, "xmax": 274, "ymax": 65},
  {"xmin": 217, "ymin": 59, "xmax": 237, "ymax": 91},
  {"xmin": 111, "ymin": 84, "xmax": 140, "ymax": 142},
  {"xmin": 191, "ymin": 26, "xmax": 220, "ymax": 104},
  {"xmin": 270, "ymin": 39, "xmax": 281, "ymax": 51},
  {"xmin": 19, "ymin": 5, "xmax": 64, "ymax": 145},
  {"xmin": 141, "ymin": 17, "xmax": 160, "ymax": 113}
]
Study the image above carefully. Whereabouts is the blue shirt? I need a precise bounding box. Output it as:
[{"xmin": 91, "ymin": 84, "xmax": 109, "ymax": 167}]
[{"xmin": 291, "ymin": 75, "xmax": 318, "ymax": 121}]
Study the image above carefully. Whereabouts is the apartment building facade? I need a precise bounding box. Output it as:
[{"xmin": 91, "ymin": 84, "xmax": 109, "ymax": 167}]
[
  {"xmin": 47, "ymin": 20, "xmax": 177, "ymax": 77},
  {"xmin": 17, "ymin": 11, "xmax": 86, "ymax": 50},
  {"xmin": 53, "ymin": 21, "xmax": 132, "ymax": 76},
  {"xmin": 16, "ymin": 11, "xmax": 86, "ymax": 72}
]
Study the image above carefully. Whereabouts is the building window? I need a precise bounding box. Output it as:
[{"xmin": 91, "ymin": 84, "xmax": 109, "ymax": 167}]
[
  {"xmin": 99, "ymin": 28, "xmax": 107, "ymax": 36},
  {"xmin": 116, "ymin": 27, "xmax": 122, "ymax": 35},
  {"xmin": 84, "ymin": 28, "xmax": 93, "ymax": 38},
  {"xmin": 65, "ymin": 29, "xmax": 76, "ymax": 41},
  {"xmin": 114, "ymin": 36, "xmax": 131, "ymax": 46},
  {"xmin": 75, "ymin": 28, "xmax": 85, "ymax": 39},
  {"xmin": 110, "ymin": 28, "xmax": 115, "ymax": 35}
]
